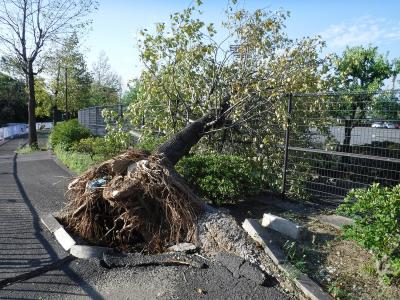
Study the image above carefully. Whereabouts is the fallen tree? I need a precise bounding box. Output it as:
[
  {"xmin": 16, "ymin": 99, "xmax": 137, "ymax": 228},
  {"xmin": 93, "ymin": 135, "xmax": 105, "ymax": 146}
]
[
  {"xmin": 61, "ymin": 109, "xmax": 229, "ymax": 253},
  {"xmin": 60, "ymin": 2, "xmax": 330, "ymax": 255}
]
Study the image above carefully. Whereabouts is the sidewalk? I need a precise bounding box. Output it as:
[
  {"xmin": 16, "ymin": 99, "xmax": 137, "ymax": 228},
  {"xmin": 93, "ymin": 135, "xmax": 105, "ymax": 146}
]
[
  {"xmin": 0, "ymin": 138, "xmax": 290, "ymax": 300},
  {"xmin": 0, "ymin": 138, "xmax": 100, "ymax": 299}
]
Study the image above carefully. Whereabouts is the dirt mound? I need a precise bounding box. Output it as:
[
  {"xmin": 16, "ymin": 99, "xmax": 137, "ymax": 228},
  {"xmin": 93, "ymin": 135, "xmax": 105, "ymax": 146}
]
[{"xmin": 60, "ymin": 150, "xmax": 202, "ymax": 253}]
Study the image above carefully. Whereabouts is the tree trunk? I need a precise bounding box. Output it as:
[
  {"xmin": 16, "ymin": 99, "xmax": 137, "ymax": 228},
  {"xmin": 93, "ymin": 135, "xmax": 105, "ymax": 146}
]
[
  {"xmin": 343, "ymin": 119, "xmax": 353, "ymax": 153},
  {"xmin": 342, "ymin": 103, "xmax": 357, "ymax": 153},
  {"xmin": 27, "ymin": 63, "xmax": 38, "ymax": 147},
  {"xmin": 157, "ymin": 114, "xmax": 213, "ymax": 166},
  {"xmin": 157, "ymin": 95, "xmax": 230, "ymax": 165}
]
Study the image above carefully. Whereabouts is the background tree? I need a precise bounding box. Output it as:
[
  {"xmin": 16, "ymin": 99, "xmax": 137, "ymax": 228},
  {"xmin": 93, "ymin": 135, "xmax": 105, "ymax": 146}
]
[
  {"xmin": 90, "ymin": 51, "xmax": 121, "ymax": 105},
  {"xmin": 121, "ymin": 79, "xmax": 140, "ymax": 105},
  {"xmin": 50, "ymin": 33, "xmax": 92, "ymax": 119},
  {"xmin": 332, "ymin": 46, "xmax": 394, "ymax": 149},
  {"xmin": 34, "ymin": 77, "xmax": 52, "ymax": 118},
  {"xmin": 370, "ymin": 93, "xmax": 400, "ymax": 122},
  {"xmin": 0, "ymin": 0, "xmax": 96, "ymax": 147},
  {"xmin": 0, "ymin": 72, "xmax": 27, "ymax": 126}
]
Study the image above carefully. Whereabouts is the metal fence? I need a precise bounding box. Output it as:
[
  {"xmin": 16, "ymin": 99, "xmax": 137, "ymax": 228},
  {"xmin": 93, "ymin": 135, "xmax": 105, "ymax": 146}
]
[
  {"xmin": 78, "ymin": 104, "xmax": 126, "ymax": 136},
  {"xmin": 282, "ymin": 90, "xmax": 400, "ymax": 203},
  {"xmin": 77, "ymin": 90, "xmax": 400, "ymax": 203}
]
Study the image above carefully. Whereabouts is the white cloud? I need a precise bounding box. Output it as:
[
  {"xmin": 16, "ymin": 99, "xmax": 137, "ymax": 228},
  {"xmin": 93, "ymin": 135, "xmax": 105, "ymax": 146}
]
[{"xmin": 320, "ymin": 16, "xmax": 400, "ymax": 51}]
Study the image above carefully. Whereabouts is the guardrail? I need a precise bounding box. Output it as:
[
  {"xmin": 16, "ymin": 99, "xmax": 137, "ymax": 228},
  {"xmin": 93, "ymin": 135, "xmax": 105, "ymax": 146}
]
[
  {"xmin": 0, "ymin": 123, "xmax": 28, "ymax": 141},
  {"xmin": 0, "ymin": 122, "xmax": 53, "ymax": 141}
]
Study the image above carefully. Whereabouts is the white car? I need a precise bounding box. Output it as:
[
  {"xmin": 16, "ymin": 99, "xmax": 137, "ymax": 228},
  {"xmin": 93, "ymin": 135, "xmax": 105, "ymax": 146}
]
[
  {"xmin": 371, "ymin": 122, "xmax": 385, "ymax": 128},
  {"xmin": 384, "ymin": 122, "xmax": 396, "ymax": 129}
]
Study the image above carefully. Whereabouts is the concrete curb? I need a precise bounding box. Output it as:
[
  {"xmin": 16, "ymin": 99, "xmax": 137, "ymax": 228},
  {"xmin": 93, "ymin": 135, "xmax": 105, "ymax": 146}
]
[
  {"xmin": 41, "ymin": 213, "xmax": 111, "ymax": 259},
  {"xmin": 261, "ymin": 213, "xmax": 306, "ymax": 240},
  {"xmin": 50, "ymin": 152, "xmax": 76, "ymax": 177},
  {"xmin": 242, "ymin": 218, "xmax": 333, "ymax": 300},
  {"xmin": 316, "ymin": 215, "xmax": 354, "ymax": 230}
]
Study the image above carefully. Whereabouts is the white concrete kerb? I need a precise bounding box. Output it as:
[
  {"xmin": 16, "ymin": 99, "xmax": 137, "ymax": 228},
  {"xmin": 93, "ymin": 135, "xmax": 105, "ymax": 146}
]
[
  {"xmin": 261, "ymin": 213, "xmax": 305, "ymax": 240},
  {"xmin": 54, "ymin": 227, "xmax": 76, "ymax": 251}
]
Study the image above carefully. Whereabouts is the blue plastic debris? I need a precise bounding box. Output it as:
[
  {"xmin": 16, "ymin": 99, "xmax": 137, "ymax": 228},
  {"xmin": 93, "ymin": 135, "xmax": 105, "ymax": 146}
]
[{"xmin": 87, "ymin": 178, "xmax": 107, "ymax": 191}]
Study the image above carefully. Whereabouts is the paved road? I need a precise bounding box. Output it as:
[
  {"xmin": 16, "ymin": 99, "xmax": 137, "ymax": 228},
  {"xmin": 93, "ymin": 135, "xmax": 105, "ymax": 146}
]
[{"xmin": 0, "ymin": 138, "xmax": 291, "ymax": 300}]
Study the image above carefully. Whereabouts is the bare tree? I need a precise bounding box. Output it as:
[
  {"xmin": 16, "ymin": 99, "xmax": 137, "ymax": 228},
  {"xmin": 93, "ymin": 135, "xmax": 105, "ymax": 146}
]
[
  {"xmin": 90, "ymin": 51, "xmax": 122, "ymax": 105},
  {"xmin": 0, "ymin": 0, "xmax": 96, "ymax": 146}
]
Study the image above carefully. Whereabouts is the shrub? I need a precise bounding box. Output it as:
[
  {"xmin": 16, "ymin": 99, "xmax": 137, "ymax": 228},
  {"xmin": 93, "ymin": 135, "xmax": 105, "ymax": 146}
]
[
  {"xmin": 71, "ymin": 137, "xmax": 118, "ymax": 158},
  {"xmin": 337, "ymin": 183, "xmax": 400, "ymax": 284},
  {"xmin": 176, "ymin": 154, "xmax": 266, "ymax": 205},
  {"xmin": 49, "ymin": 119, "xmax": 91, "ymax": 150}
]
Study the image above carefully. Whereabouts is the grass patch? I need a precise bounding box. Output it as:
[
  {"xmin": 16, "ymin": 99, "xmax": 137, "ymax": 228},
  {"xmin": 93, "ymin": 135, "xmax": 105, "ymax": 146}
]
[
  {"xmin": 16, "ymin": 144, "xmax": 46, "ymax": 154},
  {"xmin": 54, "ymin": 144, "xmax": 108, "ymax": 174}
]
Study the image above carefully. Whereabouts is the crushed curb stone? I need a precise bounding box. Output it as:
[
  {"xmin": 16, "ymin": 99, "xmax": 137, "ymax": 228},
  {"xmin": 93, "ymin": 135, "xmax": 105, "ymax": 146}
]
[
  {"xmin": 167, "ymin": 242, "xmax": 197, "ymax": 253},
  {"xmin": 242, "ymin": 218, "xmax": 333, "ymax": 300}
]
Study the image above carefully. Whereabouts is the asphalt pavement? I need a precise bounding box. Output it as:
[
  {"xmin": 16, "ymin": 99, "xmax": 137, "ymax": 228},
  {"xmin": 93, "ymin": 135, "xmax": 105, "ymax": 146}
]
[{"xmin": 0, "ymin": 138, "xmax": 291, "ymax": 300}]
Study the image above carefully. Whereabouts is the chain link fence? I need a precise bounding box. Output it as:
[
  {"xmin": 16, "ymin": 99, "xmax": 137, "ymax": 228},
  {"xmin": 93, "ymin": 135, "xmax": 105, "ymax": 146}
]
[
  {"xmin": 78, "ymin": 104, "xmax": 126, "ymax": 136},
  {"xmin": 282, "ymin": 90, "xmax": 400, "ymax": 203}
]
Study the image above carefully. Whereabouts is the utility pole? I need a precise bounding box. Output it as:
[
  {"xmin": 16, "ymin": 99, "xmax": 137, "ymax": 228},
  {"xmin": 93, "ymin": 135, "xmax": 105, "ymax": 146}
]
[
  {"xmin": 53, "ymin": 63, "xmax": 61, "ymax": 126},
  {"xmin": 64, "ymin": 67, "xmax": 68, "ymax": 120}
]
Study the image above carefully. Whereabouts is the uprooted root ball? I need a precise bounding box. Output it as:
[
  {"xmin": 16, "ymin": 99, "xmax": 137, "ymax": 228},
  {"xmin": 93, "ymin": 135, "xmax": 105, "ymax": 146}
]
[{"xmin": 60, "ymin": 150, "xmax": 202, "ymax": 253}]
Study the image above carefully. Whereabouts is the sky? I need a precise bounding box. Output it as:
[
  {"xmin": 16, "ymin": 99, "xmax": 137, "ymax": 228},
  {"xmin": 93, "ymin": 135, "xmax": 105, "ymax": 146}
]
[{"xmin": 84, "ymin": 0, "xmax": 400, "ymax": 89}]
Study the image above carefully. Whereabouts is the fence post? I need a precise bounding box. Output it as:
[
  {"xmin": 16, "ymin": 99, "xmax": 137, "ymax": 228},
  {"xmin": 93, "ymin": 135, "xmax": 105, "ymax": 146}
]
[
  {"xmin": 95, "ymin": 107, "xmax": 98, "ymax": 136},
  {"xmin": 281, "ymin": 93, "xmax": 293, "ymax": 197}
]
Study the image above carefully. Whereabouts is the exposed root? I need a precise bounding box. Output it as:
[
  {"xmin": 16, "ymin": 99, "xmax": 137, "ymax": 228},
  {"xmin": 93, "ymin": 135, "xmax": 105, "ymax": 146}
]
[{"xmin": 60, "ymin": 150, "xmax": 202, "ymax": 253}]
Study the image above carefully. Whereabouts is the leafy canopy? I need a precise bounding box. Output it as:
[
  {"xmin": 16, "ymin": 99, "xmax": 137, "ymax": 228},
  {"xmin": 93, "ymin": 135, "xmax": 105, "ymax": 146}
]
[{"xmin": 129, "ymin": 1, "xmax": 331, "ymax": 133}]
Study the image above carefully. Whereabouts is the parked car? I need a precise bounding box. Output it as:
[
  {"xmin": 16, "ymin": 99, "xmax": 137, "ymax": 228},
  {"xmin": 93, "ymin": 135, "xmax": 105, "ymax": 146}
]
[
  {"xmin": 371, "ymin": 121, "xmax": 385, "ymax": 128},
  {"xmin": 384, "ymin": 122, "xmax": 396, "ymax": 129}
]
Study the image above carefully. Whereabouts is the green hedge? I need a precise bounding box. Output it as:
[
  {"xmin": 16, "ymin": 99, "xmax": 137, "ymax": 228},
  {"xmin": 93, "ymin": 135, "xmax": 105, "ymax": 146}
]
[
  {"xmin": 176, "ymin": 154, "xmax": 265, "ymax": 205},
  {"xmin": 49, "ymin": 119, "xmax": 91, "ymax": 150},
  {"xmin": 71, "ymin": 136, "xmax": 119, "ymax": 158},
  {"xmin": 337, "ymin": 184, "xmax": 400, "ymax": 284}
]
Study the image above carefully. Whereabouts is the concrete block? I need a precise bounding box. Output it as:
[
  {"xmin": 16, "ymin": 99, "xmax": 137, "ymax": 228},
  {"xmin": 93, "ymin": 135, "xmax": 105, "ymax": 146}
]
[
  {"xmin": 242, "ymin": 219, "xmax": 286, "ymax": 265},
  {"xmin": 54, "ymin": 227, "xmax": 76, "ymax": 251},
  {"xmin": 40, "ymin": 214, "xmax": 62, "ymax": 233},
  {"xmin": 167, "ymin": 242, "xmax": 197, "ymax": 253},
  {"xmin": 317, "ymin": 215, "xmax": 354, "ymax": 230},
  {"xmin": 70, "ymin": 245, "xmax": 112, "ymax": 259},
  {"xmin": 261, "ymin": 213, "xmax": 305, "ymax": 240}
]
